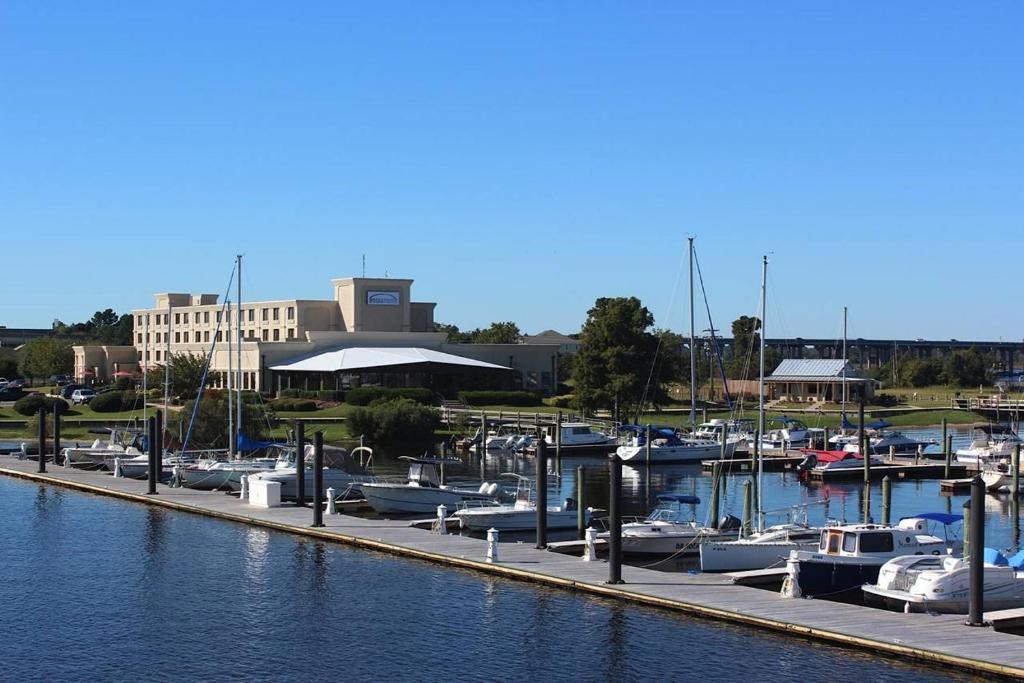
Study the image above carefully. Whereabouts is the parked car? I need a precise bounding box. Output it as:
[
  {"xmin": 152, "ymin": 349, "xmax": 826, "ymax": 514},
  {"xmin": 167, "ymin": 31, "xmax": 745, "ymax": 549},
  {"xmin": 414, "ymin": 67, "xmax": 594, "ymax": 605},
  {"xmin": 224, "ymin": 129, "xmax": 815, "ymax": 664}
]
[
  {"xmin": 71, "ymin": 389, "xmax": 96, "ymax": 405},
  {"xmin": 60, "ymin": 384, "xmax": 87, "ymax": 400},
  {"xmin": 49, "ymin": 375, "xmax": 72, "ymax": 386},
  {"xmin": 6, "ymin": 379, "xmax": 27, "ymax": 389}
]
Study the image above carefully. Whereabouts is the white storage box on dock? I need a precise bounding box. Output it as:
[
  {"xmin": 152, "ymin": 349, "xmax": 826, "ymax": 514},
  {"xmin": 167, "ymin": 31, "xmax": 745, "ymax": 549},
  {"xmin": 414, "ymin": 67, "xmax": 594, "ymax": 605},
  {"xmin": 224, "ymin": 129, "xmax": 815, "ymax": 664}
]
[{"xmin": 249, "ymin": 480, "xmax": 282, "ymax": 508}]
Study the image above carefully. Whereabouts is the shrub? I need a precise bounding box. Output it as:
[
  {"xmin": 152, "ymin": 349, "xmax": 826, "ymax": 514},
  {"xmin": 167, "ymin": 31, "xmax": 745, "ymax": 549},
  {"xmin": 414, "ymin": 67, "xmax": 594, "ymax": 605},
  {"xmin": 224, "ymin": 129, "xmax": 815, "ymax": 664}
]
[
  {"xmin": 458, "ymin": 390, "xmax": 542, "ymax": 407},
  {"xmin": 14, "ymin": 394, "xmax": 70, "ymax": 416},
  {"xmin": 345, "ymin": 387, "xmax": 434, "ymax": 406},
  {"xmin": 114, "ymin": 377, "xmax": 133, "ymax": 391},
  {"xmin": 269, "ymin": 398, "xmax": 318, "ymax": 412},
  {"xmin": 121, "ymin": 392, "xmax": 146, "ymax": 411},
  {"xmin": 89, "ymin": 392, "xmax": 123, "ymax": 413},
  {"xmin": 279, "ymin": 389, "xmax": 344, "ymax": 401},
  {"xmin": 348, "ymin": 398, "xmax": 440, "ymax": 455},
  {"xmin": 870, "ymin": 394, "xmax": 900, "ymax": 408}
]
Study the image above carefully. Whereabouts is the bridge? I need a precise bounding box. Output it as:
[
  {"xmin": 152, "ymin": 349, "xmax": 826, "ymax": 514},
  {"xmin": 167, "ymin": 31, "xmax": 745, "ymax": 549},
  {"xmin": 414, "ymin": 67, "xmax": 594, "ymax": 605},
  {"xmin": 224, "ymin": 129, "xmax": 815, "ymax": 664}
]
[{"xmin": 0, "ymin": 327, "xmax": 53, "ymax": 348}]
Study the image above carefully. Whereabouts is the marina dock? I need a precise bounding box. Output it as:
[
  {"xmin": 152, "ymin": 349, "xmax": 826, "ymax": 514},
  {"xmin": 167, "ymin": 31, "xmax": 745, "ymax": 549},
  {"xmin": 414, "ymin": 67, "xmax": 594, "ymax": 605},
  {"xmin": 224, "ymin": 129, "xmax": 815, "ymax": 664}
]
[{"xmin": 1, "ymin": 458, "xmax": 1022, "ymax": 679}]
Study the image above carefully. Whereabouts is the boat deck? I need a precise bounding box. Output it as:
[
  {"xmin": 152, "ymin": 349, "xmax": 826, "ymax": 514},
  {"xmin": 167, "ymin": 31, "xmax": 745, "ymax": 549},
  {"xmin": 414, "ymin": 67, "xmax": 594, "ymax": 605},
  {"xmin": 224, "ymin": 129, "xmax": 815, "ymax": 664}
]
[{"xmin": 2, "ymin": 457, "xmax": 1023, "ymax": 679}]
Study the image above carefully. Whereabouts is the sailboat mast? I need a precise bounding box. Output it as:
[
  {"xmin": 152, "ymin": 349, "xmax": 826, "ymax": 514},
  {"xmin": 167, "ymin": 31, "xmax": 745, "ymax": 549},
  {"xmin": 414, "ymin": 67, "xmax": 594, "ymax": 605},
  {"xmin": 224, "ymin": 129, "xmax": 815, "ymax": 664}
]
[
  {"xmin": 757, "ymin": 255, "xmax": 767, "ymax": 532},
  {"xmin": 227, "ymin": 299, "xmax": 233, "ymax": 455},
  {"xmin": 236, "ymin": 254, "xmax": 243, "ymax": 449},
  {"xmin": 142, "ymin": 313, "xmax": 148, "ymax": 425},
  {"xmin": 842, "ymin": 306, "xmax": 848, "ymax": 419},
  {"xmin": 164, "ymin": 299, "xmax": 171, "ymax": 417},
  {"xmin": 689, "ymin": 237, "xmax": 696, "ymax": 429}
]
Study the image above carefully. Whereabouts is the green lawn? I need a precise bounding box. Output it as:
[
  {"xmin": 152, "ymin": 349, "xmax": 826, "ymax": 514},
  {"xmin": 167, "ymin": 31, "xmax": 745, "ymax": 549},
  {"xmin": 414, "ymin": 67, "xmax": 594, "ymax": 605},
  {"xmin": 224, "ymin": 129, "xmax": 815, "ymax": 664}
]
[{"xmin": 877, "ymin": 385, "xmax": 1001, "ymax": 408}]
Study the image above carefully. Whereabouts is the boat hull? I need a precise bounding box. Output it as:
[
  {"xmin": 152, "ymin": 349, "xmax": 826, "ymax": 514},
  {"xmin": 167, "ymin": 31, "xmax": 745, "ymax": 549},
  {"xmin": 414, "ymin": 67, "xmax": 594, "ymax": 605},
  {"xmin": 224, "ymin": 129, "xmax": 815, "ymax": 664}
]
[
  {"xmin": 617, "ymin": 442, "xmax": 730, "ymax": 464},
  {"xmin": 455, "ymin": 508, "xmax": 584, "ymax": 532},
  {"xmin": 785, "ymin": 556, "xmax": 885, "ymax": 598},
  {"xmin": 700, "ymin": 540, "xmax": 817, "ymax": 572},
  {"xmin": 360, "ymin": 484, "xmax": 496, "ymax": 515}
]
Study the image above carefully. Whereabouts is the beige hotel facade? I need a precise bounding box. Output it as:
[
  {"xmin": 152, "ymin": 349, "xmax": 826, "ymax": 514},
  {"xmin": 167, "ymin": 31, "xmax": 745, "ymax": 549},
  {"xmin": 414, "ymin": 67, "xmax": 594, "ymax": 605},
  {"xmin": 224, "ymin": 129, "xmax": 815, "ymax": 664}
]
[{"xmin": 74, "ymin": 277, "xmax": 560, "ymax": 394}]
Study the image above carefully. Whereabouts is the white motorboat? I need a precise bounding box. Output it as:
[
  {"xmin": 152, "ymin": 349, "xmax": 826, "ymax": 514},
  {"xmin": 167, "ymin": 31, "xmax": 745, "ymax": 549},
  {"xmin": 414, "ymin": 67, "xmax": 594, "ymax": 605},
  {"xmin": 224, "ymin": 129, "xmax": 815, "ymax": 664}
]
[
  {"xmin": 360, "ymin": 457, "xmax": 501, "ymax": 515},
  {"xmin": 760, "ymin": 417, "xmax": 811, "ymax": 451},
  {"xmin": 616, "ymin": 426, "xmax": 733, "ymax": 464},
  {"xmin": 956, "ymin": 425, "xmax": 1021, "ymax": 465},
  {"xmin": 780, "ymin": 513, "xmax": 963, "ymax": 599},
  {"xmin": 243, "ymin": 444, "xmax": 369, "ymax": 500},
  {"xmin": 544, "ymin": 423, "xmax": 617, "ymax": 448},
  {"xmin": 693, "ymin": 419, "xmax": 753, "ymax": 454},
  {"xmin": 979, "ymin": 462, "xmax": 1021, "ymax": 492},
  {"xmin": 452, "ymin": 475, "xmax": 586, "ymax": 531},
  {"xmin": 596, "ymin": 494, "xmax": 738, "ymax": 556},
  {"xmin": 63, "ymin": 428, "xmax": 146, "ymax": 468},
  {"xmin": 700, "ymin": 523, "xmax": 824, "ymax": 572},
  {"xmin": 863, "ymin": 548, "xmax": 1024, "ymax": 613}
]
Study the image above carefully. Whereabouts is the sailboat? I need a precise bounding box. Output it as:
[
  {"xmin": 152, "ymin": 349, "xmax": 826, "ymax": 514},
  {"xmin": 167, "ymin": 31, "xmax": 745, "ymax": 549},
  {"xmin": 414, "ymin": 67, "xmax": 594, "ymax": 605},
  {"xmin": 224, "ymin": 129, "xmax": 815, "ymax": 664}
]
[{"xmin": 616, "ymin": 238, "xmax": 728, "ymax": 464}]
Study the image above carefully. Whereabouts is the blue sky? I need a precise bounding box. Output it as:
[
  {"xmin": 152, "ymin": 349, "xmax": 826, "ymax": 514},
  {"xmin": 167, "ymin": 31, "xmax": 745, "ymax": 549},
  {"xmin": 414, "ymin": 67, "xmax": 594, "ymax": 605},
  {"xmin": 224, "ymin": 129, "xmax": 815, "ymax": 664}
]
[{"xmin": 2, "ymin": 2, "xmax": 1021, "ymax": 341}]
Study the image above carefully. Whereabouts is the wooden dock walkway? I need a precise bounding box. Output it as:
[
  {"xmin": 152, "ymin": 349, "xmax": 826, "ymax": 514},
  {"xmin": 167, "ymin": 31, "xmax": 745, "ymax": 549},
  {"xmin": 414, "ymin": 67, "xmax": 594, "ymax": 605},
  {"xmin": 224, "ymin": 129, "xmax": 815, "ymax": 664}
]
[{"xmin": 1, "ymin": 457, "xmax": 1023, "ymax": 679}]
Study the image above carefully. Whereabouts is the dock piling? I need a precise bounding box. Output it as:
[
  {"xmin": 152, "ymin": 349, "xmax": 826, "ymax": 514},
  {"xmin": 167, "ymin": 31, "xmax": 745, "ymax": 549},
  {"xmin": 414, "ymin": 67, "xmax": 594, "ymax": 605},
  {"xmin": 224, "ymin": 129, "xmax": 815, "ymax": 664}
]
[
  {"xmin": 859, "ymin": 400, "xmax": 869, "ymax": 484},
  {"xmin": 312, "ymin": 431, "xmax": 324, "ymax": 527},
  {"xmin": 709, "ymin": 461, "xmax": 721, "ymax": 529},
  {"xmin": 881, "ymin": 475, "xmax": 891, "ymax": 525},
  {"xmin": 863, "ymin": 483, "xmax": 871, "ymax": 523},
  {"xmin": 113, "ymin": 457, "xmax": 122, "ymax": 478},
  {"xmin": 536, "ymin": 440, "xmax": 548, "ymax": 549},
  {"xmin": 437, "ymin": 505, "xmax": 448, "ymax": 535},
  {"xmin": 645, "ymin": 425, "xmax": 651, "ymax": 466},
  {"xmin": 53, "ymin": 408, "xmax": 61, "ymax": 467},
  {"xmin": 1013, "ymin": 444, "xmax": 1021, "ymax": 499},
  {"xmin": 486, "ymin": 528, "xmax": 498, "ymax": 562},
  {"xmin": 146, "ymin": 415, "xmax": 157, "ymax": 494},
  {"xmin": 607, "ymin": 454, "xmax": 623, "ymax": 584},
  {"xmin": 576, "ymin": 465, "xmax": 586, "ymax": 540},
  {"xmin": 239, "ymin": 474, "xmax": 248, "ymax": 501},
  {"xmin": 295, "ymin": 420, "xmax": 305, "ymax": 507},
  {"xmin": 720, "ymin": 428, "xmax": 727, "ymax": 461},
  {"xmin": 967, "ymin": 476, "xmax": 985, "ymax": 626},
  {"xmin": 36, "ymin": 407, "xmax": 46, "ymax": 473},
  {"xmin": 963, "ymin": 499, "xmax": 971, "ymax": 560},
  {"xmin": 326, "ymin": 487, "xmax": 337, "ymax": 515},
  {"xmin": 941, "ymin": 417, "xmax": 948, "ymax": 471},
  {"xmin": 583, "ymin": 527, "xmax": 597, "ymax": 561},
  {"xmin": 945, "ymin": 434, "xmax": 953, "ymax": 479},
  {"xmin": 741, "ymin": 480, "xmax": 752, "ymax": 538}
]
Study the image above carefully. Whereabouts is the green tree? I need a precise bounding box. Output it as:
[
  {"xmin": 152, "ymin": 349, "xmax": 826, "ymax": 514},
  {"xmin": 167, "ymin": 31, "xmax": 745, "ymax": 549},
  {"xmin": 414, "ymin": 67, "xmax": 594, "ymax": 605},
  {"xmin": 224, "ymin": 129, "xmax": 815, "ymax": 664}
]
[
  {"xmin": 158, "ymin": 352, "xmax": 222, "ymax": 400},
  {"xmin": 19, "ymin": 339, "xmax": 73, "ymax": 380},
  {"xmin": 473, "ymin": 321, "xmax": 521, "ymax": 344},
  {"xmin": 571, "ymin": 297, "xmax": 671, "ymax": 419},
  {"xmin": 169, "ymin": 394, "xmax": 274, "ymax": 449},
  {"xmin": 942, "ymin": 349, "xmax": 988, "ymax": 387},
  {"xmin": 434, "ymin": 322, "xmax": 471, "ymax": 343},
  {"xmin": 727, "ymin": 315, "xmax": 761, "ymax": 379},
  {"xmin": 348, "ymin": 398, "xmax": 440, "ymax": 456}
]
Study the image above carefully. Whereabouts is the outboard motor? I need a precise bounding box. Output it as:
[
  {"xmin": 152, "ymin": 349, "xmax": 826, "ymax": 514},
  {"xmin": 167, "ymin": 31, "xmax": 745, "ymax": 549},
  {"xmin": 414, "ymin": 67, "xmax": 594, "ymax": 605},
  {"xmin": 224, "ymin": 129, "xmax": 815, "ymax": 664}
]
[
  {"xmin": 564, "ymin": 497, "xmax": 576, "ymax": 511},
  {"xmin": 718, "ymin": 514, "xmax": 741, "ymax": 532},
  {"xmin": 797, "ymin": 451, "xmax": 817, "ymax": 472}
]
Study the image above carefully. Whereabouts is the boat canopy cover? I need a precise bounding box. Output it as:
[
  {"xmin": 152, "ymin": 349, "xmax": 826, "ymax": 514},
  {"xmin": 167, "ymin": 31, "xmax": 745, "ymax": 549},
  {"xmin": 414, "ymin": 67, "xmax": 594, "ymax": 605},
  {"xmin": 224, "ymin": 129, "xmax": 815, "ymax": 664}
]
[
  {"xmin": 901, "ymin": 512, "xmax": 963, "ymax": 525},
  {"xmin": 978, "ymin": 425, "xmax": 1016, "ymax": 435},
  {"xmin": 657, "ymin": 493, "xmax": 701, "ymax": 505},
  {"xmin": 983, "ymin": 547, "xmax": 1009, "ymax": 566},
  {"xmin": 1008, "ymin": 549, "xmax": 1024, "ymax": 570},
  {"xmin": 236, "ymin": 432, "xmax": 286, "ymax": 452},
  {"xmin": 838, "ymin": 416, "xmax": 891, "ymax": 430}
]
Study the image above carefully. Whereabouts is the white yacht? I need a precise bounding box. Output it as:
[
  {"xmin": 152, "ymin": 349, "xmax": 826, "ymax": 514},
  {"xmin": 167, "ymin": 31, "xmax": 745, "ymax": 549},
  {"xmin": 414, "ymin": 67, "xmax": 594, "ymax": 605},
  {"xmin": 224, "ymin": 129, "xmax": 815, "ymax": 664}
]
[
  {"xmin": 544, "ymin": 423, "xmax": 617, "ymax": 448},
  {"xmin": 956, "ymin": 425, "xmax": 1021, "ymax": 465},
  {"xmin": 242, "ymin": 444, "xmax": 370, "ymax": 500},
  {"xmin": 360, "ymin": 457, "xmax": 501, "ymax": 515},
  {"xmin": 693, "ymin": 419, "xmax": 753, "ymax": 454},
  {"xmin": 863, "ymin": 548, "xmax": 1024, "ymax": 613},
  {"xmin": 700, "ymin": 505, "xmax": 829, "ymax": 572},
  {"xmin": 780, "ymin": 513, "xmax": 963, "ymax": 599},
  {"xmin": 760, "ymin": 417, "xmax": 811, "ymax": 451},
  {"xmin": 597, "ymin": 494, "xmax": 738, "ymax": 556},
  {"xmin": 452, "ymin": 475, "xmax": 586, "ymax": 531},
  {"xmin": 178, "ymin": 457, "xmax": 279, "ymax": 490},
  {"xmin": 616, "ymin": 427, "xmax": 732, "ymax": 464},
  {"xmin": 63, "ymin": 428, "xmax": 146, "ymax": 468}
]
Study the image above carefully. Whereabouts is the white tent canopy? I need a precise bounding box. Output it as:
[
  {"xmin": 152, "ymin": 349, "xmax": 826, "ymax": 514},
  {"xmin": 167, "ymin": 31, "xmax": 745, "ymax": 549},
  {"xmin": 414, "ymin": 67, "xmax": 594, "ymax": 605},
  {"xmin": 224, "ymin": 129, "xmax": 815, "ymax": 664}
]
[{"xmin": 269, "ymin": 346, "xmax": 510, "ymax": 373}]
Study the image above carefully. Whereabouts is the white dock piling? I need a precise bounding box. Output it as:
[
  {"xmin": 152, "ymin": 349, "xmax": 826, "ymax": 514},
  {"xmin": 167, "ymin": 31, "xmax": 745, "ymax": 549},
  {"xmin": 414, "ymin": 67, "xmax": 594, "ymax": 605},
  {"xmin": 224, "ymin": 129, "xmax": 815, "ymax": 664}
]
[
  {"xmin": 239, "ymin": 474, "xmax": 249, "ymax": 501},
  {"xmin": 113, "ymin": 457, "xmax": 122, "ymax": 478},
  {"xmin": 486, "ymin": 528, "xmax": 499, "ymax": 563},
  {"xmin": 437, "ymin": 505, "xmax": 448, "ymax": 535},
  {"xmin": 326, "ymin": 487, "xmax": 337, "ymax": 514},
  {"xmin": 18, "ymin": 443, "xmax": 26, "ymax": 461},
  {"xmin": 583, "ymin": 527, "xmax": 598, "ymax": 562}
]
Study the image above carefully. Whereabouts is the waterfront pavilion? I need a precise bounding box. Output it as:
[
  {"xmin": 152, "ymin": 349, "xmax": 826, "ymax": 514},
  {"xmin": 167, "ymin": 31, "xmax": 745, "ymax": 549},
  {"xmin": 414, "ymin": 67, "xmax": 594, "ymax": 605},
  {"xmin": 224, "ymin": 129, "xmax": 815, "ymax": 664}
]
[
  {"xmin": 269, "ymin": 346, "xmax": 513, "ymax": 394},
  {"xmin": 764, "ymin": 359, "xmax": 874, "ymax": 403}
]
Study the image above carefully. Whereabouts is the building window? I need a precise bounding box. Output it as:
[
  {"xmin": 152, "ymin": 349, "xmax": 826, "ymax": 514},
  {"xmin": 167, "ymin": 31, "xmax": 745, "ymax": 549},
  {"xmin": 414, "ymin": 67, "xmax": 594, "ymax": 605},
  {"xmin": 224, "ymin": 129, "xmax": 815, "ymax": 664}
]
[
  {"xmin": 204, "ymin": 311, "xmax": 210, "ymax": 324},
  {"xmin": 137, "ymin": 315, "xmax": 143, "ymax": 327},
  {"xmin": 287, "ymin": 328, "xmax": 295, "ymax": 339},
  {"xmin": 262, "ymin": 329, "xmax": 268, "ymax": 341},
  {"xmin": 287, "ymin": 306, "xmax": 294, "ymax": 320},
  {"xmin": 175, "ymin": 313, "xmax": 180, "ymax": 324},
  {"xmin": 225, "ymin": 332, "xmax": 230, "ymax": 343},
  {"xmin": 247, "ymin": 309, "xmax": 254, "ymax": 322},
  {"xmin": 137, "ymin": 333, "xmax": 143, "ymax": 344},
  {"xmin": 261, "ymin": 308, "xmax": 268, "ymax": 321},
  {"xmin": 273, "ymin": 329, "xmax": 280, "ymax": 341},
  {"xmin": 155, "ymin": 332, "xmax": 161, "ymax": 343},
  {"xmin": 194, "ymin": 312, "xmax": 200, "ymax": 323},
  {"xmin": 155, "ymin": 350, "xmax": 161, "ymax": 361},
  {"xmin": 216, "ymin": 311, "xmax": 221, "ymax": 323},
  {"xmin": 145, "ymin": 333, "xmax": 150, "ymax": 343},
  {"xmin": 204, "ymin": 331, "xmax": 210, "ymax": 343},
  {"xmin": 273, "ymin": 307, "xmax": 280, "ymax": 321},
  {"xmin": 217, "ymin": 331, "xmax": 222, "ymax": 342},
  {"xmin": 183, "ymin": 331, "xmax": 189, "ymax": 343}
]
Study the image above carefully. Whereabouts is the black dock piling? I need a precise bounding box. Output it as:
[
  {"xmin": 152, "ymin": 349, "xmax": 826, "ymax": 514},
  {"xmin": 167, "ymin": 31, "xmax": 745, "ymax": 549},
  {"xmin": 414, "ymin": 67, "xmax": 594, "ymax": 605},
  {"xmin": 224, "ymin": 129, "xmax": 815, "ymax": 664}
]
[
  {"xmin": 967, "ymin": 475, "xmax": 985, "ymax": 626},
  {"xmin": 709, "ymin": 461, "xmax": 721, "ymax": 529},
  {"xmin": 942, "ymin": 418, "xmax": 950, "ymax": 478},
  {"xmin": 535, "ymin": 440, "xmax": 548, "ymax": 549},
  {"xmin": 859, "ymin": 400, "xmax": 869, "ymax": 484},
  {"xmin": 146, "ymin": 415, "xmax": 157, "ymax": 494},
  {"xmin": 295, "ymin": 420, "xmax": 305, "ymax": 507},
  {"xmin": 576, "ymin": 465, "xmax": 586, "ymax": 540},
  {"xmin": 53, "ymin": 407, "xmax": 61, "ymax": 466},
  {"xmin": 1014, "ymin": 444, "xmax": 1021, "ymax": 500},
  {"xmin": 881, "ymin": 475, "xmax": 891, "ymax": 525},
  {"xmin": 312, "ymin": 431, "xmax": 324, "ymax": 527},
  {"xmin": 36, "ymin": 406, "xmax": 46, "ymax": 473},
  {"xmin": 607, "ymin": 453, "xmax": 623, "ymax": 584}
]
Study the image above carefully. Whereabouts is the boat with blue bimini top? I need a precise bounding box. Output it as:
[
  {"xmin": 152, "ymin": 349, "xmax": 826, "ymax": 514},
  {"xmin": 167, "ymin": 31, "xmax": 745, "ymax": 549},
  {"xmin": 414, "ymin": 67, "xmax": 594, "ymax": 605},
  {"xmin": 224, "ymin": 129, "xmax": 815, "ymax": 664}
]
[
  {"xmin": 780, "ymin": 512, "xmax": 963, "ymax": 600},
  {"xmin": 863, "ymin": 547, "xmax": 1024, "ymax": 613}
]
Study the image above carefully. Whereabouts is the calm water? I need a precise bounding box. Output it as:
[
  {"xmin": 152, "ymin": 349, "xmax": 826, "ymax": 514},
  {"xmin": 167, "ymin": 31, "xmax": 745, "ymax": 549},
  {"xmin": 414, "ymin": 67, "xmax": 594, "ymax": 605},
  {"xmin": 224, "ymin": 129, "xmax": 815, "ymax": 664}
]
[{"xmin": 0, "ymin": 475, "xmax": 985, "ymax": 682}]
